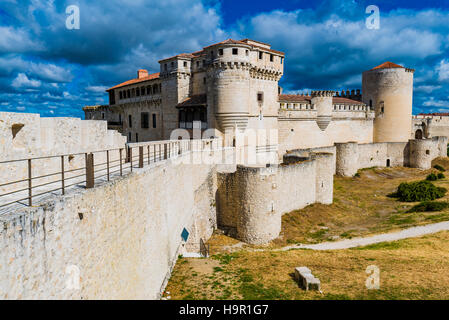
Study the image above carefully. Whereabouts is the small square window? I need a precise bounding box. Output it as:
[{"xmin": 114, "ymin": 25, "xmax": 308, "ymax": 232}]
[{"xmin": 232, "ymin": 48, "xmax": 238, "ymax": 55}]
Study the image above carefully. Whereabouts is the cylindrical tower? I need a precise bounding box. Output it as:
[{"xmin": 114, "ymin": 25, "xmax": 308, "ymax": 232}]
[
  {"xmin": 207, "ymin": 43, "xmax": 252, "ymax": 137},
  {"xmin": 335, "ymin": 142, "xmax": 359, "ymax": 177},
  {"xmin": 362, "ymin": 62, "xmax": 414, "ymax": 143},
  {"xmin": 311, "ymin": 90, "xmax": 335, "ymax": 131},
  {"xmin": 408, "ymin": 139, "xmax": 434, "ymax": 169}
]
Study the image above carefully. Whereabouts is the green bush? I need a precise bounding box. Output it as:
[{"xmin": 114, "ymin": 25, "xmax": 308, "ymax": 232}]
[
  {"xmin": 407, "ymin": 201, "xmax": 449, "ymax": 213},
  {"xmin": 388, "ymin": 180, "xmax": 447, "ymax": 202},
  {"xmin": 438, "ymin": 172, "xmax": 445, "ymax": 179},
  {"xmin": 426, "ymin": 173, "xmax": 438, "ymax": 181},
  {"xmin": 434, "ymin": 164, "xmax": 446, "ymax": 172}
]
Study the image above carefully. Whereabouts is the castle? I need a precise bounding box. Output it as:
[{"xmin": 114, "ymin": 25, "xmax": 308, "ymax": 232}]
[
  {"xmin": 84, "ymin": 39, "xmax": 445, "ymax": 159},
  {"xmin": 1, "ymin": 39, "xmax": 448, "ymax": 299}
]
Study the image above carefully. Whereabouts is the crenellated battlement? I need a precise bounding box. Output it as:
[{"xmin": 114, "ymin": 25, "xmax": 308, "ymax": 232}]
[
  {"xmin": 311, "ymin": 90, "xmax": 335, "ymax": 97},
  {"xmin": 335, "ymin": 89, "xmax": 362, "ymax": 101}
]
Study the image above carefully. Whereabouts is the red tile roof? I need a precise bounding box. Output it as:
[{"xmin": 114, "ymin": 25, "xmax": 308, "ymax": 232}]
[
  {"xmin": 279, "ymin": 94, "xmax": 311, "ymax": 103},
  {"xmin": 418, "ymin": 112, "xmax": 449, "ymax": 117},
  {"xmin": 371, "ymin": 61, "xmax": 404, "ymax": 70},
  {"xmin": 107, "ymin": 72, "xmax": 160, "ymax": 91},
  {"xmin": 279, "ymin": 94, "xmax": 365, "ymax": 105}
]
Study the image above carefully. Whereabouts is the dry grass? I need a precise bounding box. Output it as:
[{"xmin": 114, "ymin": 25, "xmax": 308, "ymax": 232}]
[
  {"xmin": 165, "ymin": 231, "xmax": 449, "ymax": 300},
  {"xmin": 272, "ymin": 157, "xmax": 449, "ymax": 246},
  {"xmin": 165, "ymin": 159, "xmax": 449, "ymax": 300}
]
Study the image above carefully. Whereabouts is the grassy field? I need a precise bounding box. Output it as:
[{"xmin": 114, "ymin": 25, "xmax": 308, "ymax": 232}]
[
  {"xmin": 165, "ymin": 231, "xmax": 449, "ymax": 300},
  {"xmin": 165, "ymin": 158, "xmax": 449, "ymax": 300},
  {"xmin": 273, "ymin": 157, "xmax": 449, "ymax": 247}
]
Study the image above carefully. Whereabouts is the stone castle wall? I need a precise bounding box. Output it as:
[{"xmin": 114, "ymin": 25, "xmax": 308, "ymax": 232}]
[
  {"xmin": 217, "ymin": 152, "xmax": 334, "ymax": 244},
  {"xmin": 0, "ymin": 150, "xmax": 225, "ymax": 300},
  {"xmin": 278, "ymin": 118, "xmax": 373, "ymax": 156},
  {"xmin": 334, "ymin": 137, "xmax": 447, "ymax": 176},
  {"xmin": 0, "ymin": 112, "xmax": 127, "ymax": 201}
]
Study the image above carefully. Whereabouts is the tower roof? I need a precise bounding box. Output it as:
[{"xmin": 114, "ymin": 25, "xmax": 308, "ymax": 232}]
[{"xmin": 371, "ymin": 61, "xmax": 405, "ymax": 70}]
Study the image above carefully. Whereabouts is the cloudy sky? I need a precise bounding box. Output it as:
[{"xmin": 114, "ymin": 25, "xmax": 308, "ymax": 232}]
[{"xmin": 0, "ymin": 0, "xmax": 448, "ymax": 118}]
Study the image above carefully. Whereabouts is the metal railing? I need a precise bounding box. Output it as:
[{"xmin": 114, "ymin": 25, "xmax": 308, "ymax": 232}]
[
  {"xmin": 0, "ymin": 138, "xmax": 220, "ymax": 212},
  {"xmin": 200, "ymin": 238, "xmax": 210, "ymax": 258}
]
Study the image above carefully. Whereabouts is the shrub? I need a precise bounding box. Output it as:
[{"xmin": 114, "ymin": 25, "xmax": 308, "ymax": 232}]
[
  {"xmin": 426, "ymin": 173, "xmax": 438, "ymax": 181},
  {"xmin": 438, "ymin": 172, "xmax": 445, "ymax": 179},
  {"xmin": 407, "ymin": 201, "xmax": 449, "ymax": 213},
  {"xmin": 388, "ymin": 180, "xmax": 447, "ymax": 202},
  {"xmin": 434, "ymin": 164, "xmax": 446, "ymax": 172}
]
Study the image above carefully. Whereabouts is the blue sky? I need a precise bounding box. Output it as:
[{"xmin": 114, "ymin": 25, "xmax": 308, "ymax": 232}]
[{"xmin": 0, "ymin": 0, "xmax": 448, "ymax": 118}]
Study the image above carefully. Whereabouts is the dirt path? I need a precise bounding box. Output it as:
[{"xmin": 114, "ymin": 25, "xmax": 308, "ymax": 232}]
[{"xmin": 275, "ymin": 221, "xmax": 449, "ymax": 251}]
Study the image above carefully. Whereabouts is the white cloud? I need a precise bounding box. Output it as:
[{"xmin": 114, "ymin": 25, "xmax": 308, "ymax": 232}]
[
  {"xmin": 85, "ymin": 85, "xmax": 108, "ymax": 93},
  {"xmin": 437, "ymin": 60, "xmax": 449, "ymax": 82},
  {"xmin": 415, "ymin": 85, "xmax": 442, "ymax": 93},
  {"xmin": 423, "ymin": 98, "xmax": 448, "ymax": 108},
  {"xmin": 11, "ymin": 73, "xmax": 41, "ymax": 89}
]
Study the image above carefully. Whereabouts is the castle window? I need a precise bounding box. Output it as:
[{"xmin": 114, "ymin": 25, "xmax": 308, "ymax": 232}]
[
  {"xmin": 219, "ymin": 49, "xmax": 223, "ymax": 56},
  {"xmin": 102, "ymin": 112, "xmax": 105, "ymax": 119},
  {"xmin": 246, "ymin": 50, "xmax": 249, "ymax": 56},
  {"xmin": 136, "ymin": 87, "xmax": 140, "ymax": 96},
  {"xmin": 270, "ymin": 54, "xmax": 273, "ymax": 62},
  {"xmin": 128, "ymin": 115, "xmax": 132, "ymax": 128},
  {"xmin": 164, "ymin": 64, "xmax": 167, "ymax": 71},
  {"xmin": 127, "ymin": 89, "xmax": 130, "ymax": 98},
  {"xmin": 119, "ymin": 91, "xmax": 123, "ymax": 99},
  {"xmin": 232, "ymin": 48, "xmax": 238, "ymax": 55},
  {"xmin": 171, "ymin": 61, "xmax": 174, "ymax": 68},
  {"xmin": 147, "ymin": 86, "xmax": 151, "ymax": 95},
  {"xmin": 141, "ymin": 87, "xmax": 145, "ymax": 95},
  {"xmin": 210, "ymin": 51, "xmax": 214, "ymax": 58},
  {"xmin": 280, "ymin": 57, "xmax": 283, "ymax": 64},
  {"xmin": 259, "ymin": 52, "xmax": 263, "ymax": 59},
  {"xmin": 128, "ymin": 132, "xmax": 131, "ymax": 142},
  {"xmin": 152, "ymin": 114, "xmax": 157, "ymax": 128},
  {"xmin": 153, "ymin": 84, "xmax": 158, "ymax": 94},
  {"xmin": 369, "ymin": 99, "xmax": 373, "ymax": 109},
  {"xmin": 135, "ymin": 133, "xmax": 138, "ymax": 142},
  {"xmin": 184, "ymin": 61, "xmax": 187, "ymax": 67},
  {"xmin": 179, "ymin": 110, "xmax": 186, "ymax": 128},
  {"xmin": 141, "ymin": 112, "xmax": 149, "ymax": 129},
  {"xmin": 426, "ymin": 150, "xmax": 430, "ymax": 155},
  {"xmin": 257, "ymin": 92, "xmax": 264, "ymax": 103},
  {"xmin": 203, "ymin": 77, "xmax": 206, "ymax": 84},
  {"xmin": 381, "ymin": 106, "xmax": 384, "ymax": 113},
  {"xmin": 196, "ymin": 61, "xmax": 200, "ymax": 68},
  {"xmin": 203, "ymin": 60, "xmax": 206, "ymax": 66}
]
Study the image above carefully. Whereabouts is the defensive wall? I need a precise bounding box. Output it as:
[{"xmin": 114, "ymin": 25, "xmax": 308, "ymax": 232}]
[
  {"xmin": 216, "ymin": 152, "xmax": 334, "ymax": 244},
  {"xmin": 287, "ymin": 137, "xmax": 448, "ymax": 178},
  {"xmin": 0, "ymin": 145, "xmax": 235, "ymax": 300}
]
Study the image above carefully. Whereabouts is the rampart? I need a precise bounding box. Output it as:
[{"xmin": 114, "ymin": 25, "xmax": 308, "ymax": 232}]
[
  {"xmin": 216, "ymin": 152, "xmax": 334, "ymax": 244},
  {"xmin": 0, "ymin": 148, "xmax": 231, "ymax": 300}
]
